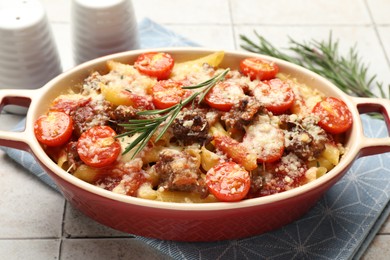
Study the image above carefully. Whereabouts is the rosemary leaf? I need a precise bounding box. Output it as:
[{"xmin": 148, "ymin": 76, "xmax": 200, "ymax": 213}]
[
  {"xmin": 197, "ymin": 69, "xmax": 230, "ymax": 103},
  {"xmin": 118, "ymin": 68, "xmax": 229, "ymax": 158},
  {"xmin": 121, "ymin": 129, "xmax": 152, "ymax": 155},
  {"xmin": 154, "ymin": 105, "xmax": 182, "ymax": 142},
  {"xmin": 240, "ymin": 31, "xmax": 389, "ymax": 101}
]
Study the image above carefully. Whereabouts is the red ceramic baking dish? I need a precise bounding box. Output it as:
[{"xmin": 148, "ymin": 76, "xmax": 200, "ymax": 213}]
[{"xmin": 1, "ymin": 48, "xmax": 390, "ymax": 242}]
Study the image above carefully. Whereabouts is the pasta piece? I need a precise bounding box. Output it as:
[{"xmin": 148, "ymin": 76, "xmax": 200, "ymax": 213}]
[
  {"xmin": 185, "ymin": 146, "xmax": 202, "ymax": 170},
  {"xmin": 106, "ymin": 60, "xmax": 137, "ymax": 75},
  {"xmin": 137, "ymin": 182, "xmax": 217, "ymax": 203},
  {"xmin": 321, "ymin": 143, "xmax": 340, "ymax": 166},
  {"xmin": 100, "ymin": 83, "xmax": 132, "ymax": 106},
  {"xmin": 155, "ymin": 188, "xmax": 217, "ymax": 203},
  {"xmin": 73, "ymin": 164, "xmax": 100, "ymax": 183},
  {"xmin": 309, "ymin": 156, "xmax": 334, "ymax": 171},
  {"xmin": 145, "ymin": 166, "xmax": 160, "ymax": 187},
  {"xmin": 171, "ymin": 51, "xmax": 225, "ymax": 81},
  {"xmin": 149, "ymin": 127, "xmax": 173, "ymax": 147},
  {"xmin": 316, "ymin": 166, "xmax": 328, "ymax": 178},
  {"xmin": 141, "ymin": 145, "xmax": 166, "ymax": 164},
  {"xmin": 174, "ymin": 51, "xmax": 224, "ymax": 69},
  {"xmin": 201, "ymin": 146, "xmax": 220, "ymax": 171},
  {"xmin": 209, "ymin": 121, "xmax": 228, "ymax": 137},
  {"xmin": 304, "ymin": 166, "xmax": 328, "ymax": 183},
  {"xmin": 136, "ymin": 183, "xmax": 158, "ymax": 200},
  {"xmin": 57, "ymin": 149, "xmax": 68, "ymax": 169}
]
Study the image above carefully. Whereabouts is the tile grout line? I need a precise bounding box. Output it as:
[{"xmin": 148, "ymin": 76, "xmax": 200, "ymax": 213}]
[
  {"xmin": 363, "ymin": 0, "xmax": 390, "ymax": 82},
  {"xmin": 227, "ymin": 0, "xmax": 237, "ymax": 49},
  {"xmin": 157, "ymin": 23, "xmax": 387, "ymax": 27},
  {"xmin": 58, "ymin": 199, "xmax": 68, "ymax": 260}
]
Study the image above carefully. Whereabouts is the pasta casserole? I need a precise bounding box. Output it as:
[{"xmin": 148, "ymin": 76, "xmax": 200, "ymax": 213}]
[{"xmin": 34, "ymin": 51, "xmax": 352, "ymax": 203}]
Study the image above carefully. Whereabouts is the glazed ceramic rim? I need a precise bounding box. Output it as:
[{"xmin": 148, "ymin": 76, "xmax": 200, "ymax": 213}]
[{"xmin": 24, "ymin": 47, "xmax": 363, "ymax": 211}]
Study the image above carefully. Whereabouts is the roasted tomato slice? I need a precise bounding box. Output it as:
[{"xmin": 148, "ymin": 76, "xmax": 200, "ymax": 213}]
[
  {"xmin": 242, "ymin": 116, "xmax": 284, "ymax": 163},
  {"xmin": 134, "ymin": 52, "xmax": 174, "ymax": 80},
  {"xmin": 253, "ymin": 78, "xmax": 295, "ymax": 114},
  {"xmin": 50, "ymin": 96, "xmax": 90, "ymax": 114},
  {"xmin": 313, "ymin": 97, "xmax": 353, "ymax": 134},
  {"xmin": 34, "ymin": 111, "xmax": 73, "ymax": 147},
  {"xmin": 240, "ymin": 57, "xmax": 279, "ymax": 81},
  {"xmin": 213, "ymin": 135, "xmax": 257, "ymax": 171},
  {"xmin": 205, "ymin": 81, "xmax": 245, "ymax": 111},
  {"xmin": 95, "ymin": 162, "xmax": 146, "ymax": 196},
  {"xmin": 206, "ymin": 161, "xmax": 251, "ymax": 202},
  {"xmin": 259, "ymin": 153, "xmax": 307, "ymax": 197},
  {"xmin": 77, "ymin": 126, "xmax": 121, "ymax": 168},
  {"xmin": 152, "ymin": 79, "xmax": 192, "ymax": 109}
]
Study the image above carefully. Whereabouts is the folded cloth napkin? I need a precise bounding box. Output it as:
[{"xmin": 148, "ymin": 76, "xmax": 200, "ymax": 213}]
[{"xmin": 2, "ymin": 18, "xmax": 390, "ymax": 260}]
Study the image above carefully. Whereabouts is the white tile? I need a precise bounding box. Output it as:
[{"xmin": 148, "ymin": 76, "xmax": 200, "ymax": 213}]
[
  {"xmin": 235, "ymin": 25, "xmax": 390, "ymax": 98},
  {"xmin": 378, "ymin": 26, "xmax": 390, "ymax": 73},
  {"xmin": 167, "ymin": 25, "xmax": 235, "ymax": 50},
  {"xmin": 379, "ymin": 214, "xmax": 390, "ymax": 233},
  {"xmin": 367, "ymin": 0, "xmax": 390, "ymax": 24},
  {"xmin": 132, "ymin": 0, "xmax": 231, "ymax": 24},
  {"xmin": 362, "ymin": 235, "xmax": 390, "ymax": 259},
  {"xmin": 231, "ymin": 0, "xmax": 370, "ymax": 25},
  {"xmin": 0, "ymin": 152, "xmax": 64, "ymax": 238},
  {"xmin": 0, "ymin": 239, "xmax": 60, "ymax": 260},
  {"xmin": 61, "ymin": 238, "xmax": 171, "ymax": 260},
  {"xmin": 63, "ymin": 202, "xmax": 131, "ymax": 237}
]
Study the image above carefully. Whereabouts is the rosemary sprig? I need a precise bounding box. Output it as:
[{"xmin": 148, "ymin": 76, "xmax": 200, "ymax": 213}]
[
  {"xmin": 240, "ymin": 31, "xmax": 389, "ymax": 100},
  {"xmin": 118, "ymin": 68, "xmax": 230, "ymax": 157}
]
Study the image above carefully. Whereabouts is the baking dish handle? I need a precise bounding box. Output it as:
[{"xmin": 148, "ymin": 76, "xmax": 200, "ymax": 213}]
[
  {"xmin": 0, "ymin": 89, "xmax": 37, "ymax": 151},
  {"xmin": 351, "ymin": 96, "xmax": 390, "ymax": 157}
]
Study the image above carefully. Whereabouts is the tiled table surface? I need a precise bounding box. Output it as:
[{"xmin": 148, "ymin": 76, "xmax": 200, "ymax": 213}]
[{"xmin": 1, "ymin": 0, "xmax": 390, "ymax": 259}]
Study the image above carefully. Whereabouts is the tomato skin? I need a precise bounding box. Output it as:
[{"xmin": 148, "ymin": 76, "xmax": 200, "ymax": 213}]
[
  {"xmin": 240, "ymin": 57, "xmax": 279, "ymax": 81},
  {"xmin": 122, "ymin": 90, "xmax": 155, "ymax": 110},
  {"xmin": 253, "ymin": 79, "xmax": 295, "ymax": 114},
  {"xmin": 152, "ymin": 80, "xmax": 191, "ymax": 109},
  {"xmin": 134, "ymin": 52, "xmax": 174, "ymax": 80},
  {"xmin": 94, "ymin": 162, "xmax": 146, "ymax": 196},
  {"xmin": 313, "ymin": 97, "xmax": 353, "ymax": 134},
  {"xmin": 50, "ymin": 97, "xmax": 91, "ymax": 114},
  {"xmin": 34, "ymin": 111, "xmax": 73, "ymax": 147},
  {"xmin": 242, "ymin": 117, "xmax": 285, "ymax": 163},
  {"xmin": 205, "ymin": 81, "xmax": 245, "ymax": 111},
  {"xmin": 213, "ymin": 135, "xmax": 257, "ymax": 171},
  {"xmin": 77, "ymin": 126, "xmax": 121, "ymax": 168},
  {"xmin": 206, "ymin": 161, "xmax": 250, "ymax": 202}
]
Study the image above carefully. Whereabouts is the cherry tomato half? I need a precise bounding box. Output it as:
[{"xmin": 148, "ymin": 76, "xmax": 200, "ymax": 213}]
[
  {"xmin": 49, "ymin": 96, "xmax": 91, "ymax": 115},
  {"xmin": 253, "ymin": 78, "xmax": 295, "ymax": 114},
  {"xmin": 152, "ymin": 80, "xmax": 191, "ymax": 109},
  {"xmin": 242, "ymin": 118, "xmax": 285, "ymax": 163},
  {"xmin": 77, "ymin": 126, "xmax": 121, "ymax": 168},
  {"xmin": 34, "ymin": 111, "xmax": 73, "ymax": 147},
  {"xmin": 213, "ymin": 135, "xmax": 257, "ymax": 171},
  {"xmin": 240, "ymin": 57, "xmax": 279, "ymax": 81},
  {"xmin": 205, "ymin": 81, "xmax": 245, "ymax": 111},
  {"xmin": 134, "ymin": 52, "xmax": 174, "ymax": 80},
  {"xmin": 313, "ymin": 97, "xmax": 353, "ymax": 134},
  {"xmin": 206, "ymin": 161, "xmax": 250, "ymax": 202}
]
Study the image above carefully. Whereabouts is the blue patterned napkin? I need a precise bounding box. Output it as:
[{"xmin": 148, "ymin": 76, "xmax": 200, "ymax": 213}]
[{"xmin": 2, "ymin": 18, "xmax": 390, "ymax": 260}]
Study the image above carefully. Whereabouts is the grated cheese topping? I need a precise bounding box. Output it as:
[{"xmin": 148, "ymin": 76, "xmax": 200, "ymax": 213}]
[{"xmin": 36, "ymin": 52, "xmax": 350, "ymax": 202}]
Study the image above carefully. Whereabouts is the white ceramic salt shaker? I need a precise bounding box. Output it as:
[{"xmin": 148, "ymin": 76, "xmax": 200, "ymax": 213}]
[
  {"xmin": 0, "ymin": 0, "xmax": 62, "ymax": 114},
  {"xmin": 71, "ymin": 0, "xmax": 140, "ymax": 65}
]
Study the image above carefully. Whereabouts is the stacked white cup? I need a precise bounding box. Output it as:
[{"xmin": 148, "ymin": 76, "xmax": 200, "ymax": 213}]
[
  {"xmin": 0, "ymin": 0, "xmax": 62, "ymax": 114},
  {"xmin": 71, "ymin": 0, "xmax": 140, "ymax": 65}
]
